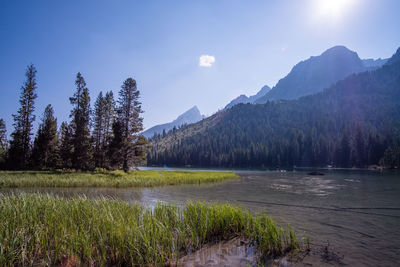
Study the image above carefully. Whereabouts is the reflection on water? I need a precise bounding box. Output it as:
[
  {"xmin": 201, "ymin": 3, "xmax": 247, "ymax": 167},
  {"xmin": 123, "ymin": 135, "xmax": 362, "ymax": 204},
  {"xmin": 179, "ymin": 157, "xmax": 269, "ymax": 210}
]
[
  {"xmin": 1, "ymin": 170, "xmax": 400, "ymax": 266},
  {"xmin": 267, "ymin": 176, "xmax": 344, "ymax": 196}
]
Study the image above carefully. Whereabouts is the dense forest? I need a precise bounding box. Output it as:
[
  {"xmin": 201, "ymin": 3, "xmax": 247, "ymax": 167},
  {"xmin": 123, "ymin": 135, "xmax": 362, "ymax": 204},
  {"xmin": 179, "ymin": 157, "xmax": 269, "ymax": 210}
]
[
  {"xmin": 148, "ymin": 48, "xmax": 400, "ymax": 169},
  {"xmin": 0, "ymin": 65, "xmax": 148, "ymax": 172}
]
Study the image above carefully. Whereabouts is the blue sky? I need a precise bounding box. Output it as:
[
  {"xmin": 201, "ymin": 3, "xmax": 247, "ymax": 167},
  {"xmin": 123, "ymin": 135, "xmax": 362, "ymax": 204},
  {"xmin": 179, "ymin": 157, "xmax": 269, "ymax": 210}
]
[{"xmin": 1, "ymin": 0, "xmax": 400, "ymax": 133}]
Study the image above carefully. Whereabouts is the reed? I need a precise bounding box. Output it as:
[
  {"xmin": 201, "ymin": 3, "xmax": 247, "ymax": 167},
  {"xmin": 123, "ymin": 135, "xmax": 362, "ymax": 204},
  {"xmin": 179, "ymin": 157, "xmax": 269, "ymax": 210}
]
[
  {"xmin": 0, "ymin": 194, "xmax": 298, "ymax": 266},
  {"xmin": 0, "ymin": 170, "xmax": 237, "ymax": 188}
]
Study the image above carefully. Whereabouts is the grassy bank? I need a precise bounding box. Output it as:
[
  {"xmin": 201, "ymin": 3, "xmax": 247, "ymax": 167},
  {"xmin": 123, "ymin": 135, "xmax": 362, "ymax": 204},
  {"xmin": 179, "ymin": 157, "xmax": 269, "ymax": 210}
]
[
  {"xmin": 0, "ymin": 170, "xmax": 237, "ymax": 188},
  {"xmin": 0, "ymin": 194, "xmax": 298, "ymax": 266}
]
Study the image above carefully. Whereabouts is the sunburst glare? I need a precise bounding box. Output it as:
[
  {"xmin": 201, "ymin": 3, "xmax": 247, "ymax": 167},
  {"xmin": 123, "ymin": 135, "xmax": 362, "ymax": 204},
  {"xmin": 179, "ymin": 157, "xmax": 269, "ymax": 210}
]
[{"xmin": 312, "ymin": 0, "xmax": 357, "ymax": 22}]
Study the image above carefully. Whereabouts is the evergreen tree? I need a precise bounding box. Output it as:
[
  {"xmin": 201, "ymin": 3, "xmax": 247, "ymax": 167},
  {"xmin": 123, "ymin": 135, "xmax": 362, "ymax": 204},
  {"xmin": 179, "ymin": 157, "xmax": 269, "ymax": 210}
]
[
  {"xmin": 31, "ymin": 104, "xmax": 58, "ymax": 169},
  {"xmin": 69, "ymin": 72, "xmax": 93, "ymax": 170},
  {"xmin": 8, "ymin": 64, "xmax": 38, "ymax": 169},
  {"xmin": 0, "ymin": 119, "xmax": 7, "ymax": 151},
  {"xmin": 0, "ymin": 119, "xmax": 7, "ymax": 169},
  {"xmin": 381, "ymin": 147, "xmax": 396, "ymax": 168},
  {"xmin": 116, "ymin": 78, "xmax": 148, "ymax": 172},
  {"xmin": 132, "ymin": 135, "xmax": 150, "ymax": 167},
  {"xmin": 108, "ymin": 119, "xmax": 124, "ymax": 169},
  {"xmin": 103, "ymin": 91, "xmax": 116, "ymax": 147},
  {"xmin": 59, "ymin": 122, "xmax": 73, "ymax": 168},
  {"xmin": 355, "ymin": 126, "xmax": 366, "ymax": 167},
  {"xmin": 93, "ymin": 91, "xmax": 116, "ymax": 168},
  {"xmin": 93, "ymin": 92, "xmax": 106, "ymax": 168}
]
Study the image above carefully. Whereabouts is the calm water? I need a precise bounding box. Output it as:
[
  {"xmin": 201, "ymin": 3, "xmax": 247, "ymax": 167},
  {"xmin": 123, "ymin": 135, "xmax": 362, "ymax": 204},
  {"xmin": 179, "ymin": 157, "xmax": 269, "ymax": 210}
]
[{"xmin": 1, "ymin": 169, "xmax": 400, "ymax": 266}]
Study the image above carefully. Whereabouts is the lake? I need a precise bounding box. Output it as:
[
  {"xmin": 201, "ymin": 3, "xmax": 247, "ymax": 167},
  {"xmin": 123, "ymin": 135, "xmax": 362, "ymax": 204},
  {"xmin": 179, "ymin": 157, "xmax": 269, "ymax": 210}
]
[{"xmin": 1, "ymin": 169, "xmax": 399, "ymax": 266}]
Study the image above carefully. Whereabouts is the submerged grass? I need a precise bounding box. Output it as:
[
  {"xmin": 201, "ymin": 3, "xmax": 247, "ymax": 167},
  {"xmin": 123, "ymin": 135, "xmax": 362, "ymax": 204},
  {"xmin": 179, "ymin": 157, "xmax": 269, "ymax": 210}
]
[
  {"xmin": 0, "ymin": 194, "xmax": 298, "ymax": 266},
  {"xmin": 0, "ymin": 170, "xmax": 237, "ymax": 188}
]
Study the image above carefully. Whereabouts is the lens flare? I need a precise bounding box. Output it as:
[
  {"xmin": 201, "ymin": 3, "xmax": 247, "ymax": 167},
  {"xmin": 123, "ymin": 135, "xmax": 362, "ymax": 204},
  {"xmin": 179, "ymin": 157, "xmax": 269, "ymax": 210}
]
[{"xmin": 313, "ymin": 0, "xmax": 356, "ymax": 21}]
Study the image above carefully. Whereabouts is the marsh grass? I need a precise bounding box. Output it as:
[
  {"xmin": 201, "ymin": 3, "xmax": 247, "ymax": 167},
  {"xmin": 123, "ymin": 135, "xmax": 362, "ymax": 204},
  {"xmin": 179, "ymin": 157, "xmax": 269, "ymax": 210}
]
[
  {"xmin": 0, "ymin": 170, "xmax": 237, "ymax": 188},
  {"xmin": 0, "ymin": 194, "xmax": 298, "ymax": 266}
]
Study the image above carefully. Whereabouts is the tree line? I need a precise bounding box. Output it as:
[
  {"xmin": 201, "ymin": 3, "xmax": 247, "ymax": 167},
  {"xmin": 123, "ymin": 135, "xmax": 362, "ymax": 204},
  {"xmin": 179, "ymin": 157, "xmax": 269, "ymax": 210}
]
[
  {"xmin": 148, "ymin": 55, "xmax": 400, "ymax": 169},
  {"xmin": 0, "ymin": 64, "xmax": 148, "ymax": 172}
]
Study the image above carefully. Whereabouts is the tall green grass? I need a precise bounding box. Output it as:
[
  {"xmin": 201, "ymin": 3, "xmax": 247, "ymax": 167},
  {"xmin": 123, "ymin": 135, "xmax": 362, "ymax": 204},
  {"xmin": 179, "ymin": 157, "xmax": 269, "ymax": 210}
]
[
  {"xmin": 0, "ymin": 194, "xmax": 298, "ymax": 266},
  {"xmin": 0, "ymin": 170, "xmax": 237, "ymax": 188}
]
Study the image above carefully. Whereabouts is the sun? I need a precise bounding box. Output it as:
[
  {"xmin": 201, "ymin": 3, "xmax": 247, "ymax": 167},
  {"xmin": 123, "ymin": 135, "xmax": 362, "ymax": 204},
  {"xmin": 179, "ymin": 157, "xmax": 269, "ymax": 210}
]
[{"xmin": 314, "ymin": 0, "xmax": 355, "ymax": 21}]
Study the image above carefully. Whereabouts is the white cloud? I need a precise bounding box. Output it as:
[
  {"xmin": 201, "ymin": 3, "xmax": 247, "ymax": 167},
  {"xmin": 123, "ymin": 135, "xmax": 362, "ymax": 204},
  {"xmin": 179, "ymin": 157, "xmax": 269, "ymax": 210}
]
[{"xmin": 199, "ymin": 55, "xmax": 215, "ymax": 67}]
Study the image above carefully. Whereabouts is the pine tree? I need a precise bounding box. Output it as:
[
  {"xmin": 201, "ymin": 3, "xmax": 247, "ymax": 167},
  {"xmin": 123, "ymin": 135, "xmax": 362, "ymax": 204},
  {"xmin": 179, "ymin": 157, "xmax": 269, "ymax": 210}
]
[
  {"xmin": 115, "ymin": 78, "xmax": 148, "ymax": 172},
  {"xmin": 69, "ymin": 72, "xmax": 93, "ymax": 170},
  {"xmin": 336, "ymin": 131, "xmax": 351, "ymax": 167},
  {"xmin": 355, "ymin": 126, "xmax": 366, "ymax": 167},
  {"xmin": 103, "ymin": 91, "xmax": 116, "ymax": 148},
  {"xmin": 381, "ymin": 147, "xmax": 396, "ymax": 168},
  {"xmin": 132, "ymin": 135, "xmax": 150, "ymax": 167},
  {"xmin": 0, "ymin": 119, "xmax": 7, "ymax": 151},
  {"xmin": 108, "ymin": 119, "xmax": 124, "ymax": 169},
  {"xmin": 59, "ymin": 122, "xmax": 73, "ymax": 168},
  {"xmin": 31, "ymin": 105, "xmax": 59, "ymax": 169},
  {"xmin": 92, "ymin": 90, "xmax": 116, "ymax": 169},
  {"xmin": 0, "ymin": 119, "xmax": 7, "ymax": 169},
  {"xmin": 8, "ymin": 64, "xmax": 38, "ymax": 169},
  {"xmin": 93, "ymin": 92, "xmax": 106, "ymax": 168}
]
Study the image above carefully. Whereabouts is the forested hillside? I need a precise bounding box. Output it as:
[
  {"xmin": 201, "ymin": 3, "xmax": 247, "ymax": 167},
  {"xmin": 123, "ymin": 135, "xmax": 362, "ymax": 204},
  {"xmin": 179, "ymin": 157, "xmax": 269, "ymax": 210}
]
[{"xmin": 148, "ymin": 48, "xmax": 400, "ymax": 169}]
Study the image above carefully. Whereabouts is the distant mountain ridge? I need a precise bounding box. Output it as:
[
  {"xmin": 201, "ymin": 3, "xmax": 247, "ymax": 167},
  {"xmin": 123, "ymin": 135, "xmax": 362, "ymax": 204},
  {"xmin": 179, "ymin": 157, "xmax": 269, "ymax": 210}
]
[
  {"xmin": 362, "ymin": 58, "xmax": 388, "ymax": 69},
  {"xmin": 225, "ymin": 85, "xmax": 271, "ymax": 109},
  {"xmin": 148, "ymin": 46, "xmax": 400, "ymax": 169},
  {"xmin": 255, "ymin": 46, "xmax": 388, "ymax": 103},
  {"xmin": 142, "ymin": 106, "xmax": 204, "ymax": 138}
]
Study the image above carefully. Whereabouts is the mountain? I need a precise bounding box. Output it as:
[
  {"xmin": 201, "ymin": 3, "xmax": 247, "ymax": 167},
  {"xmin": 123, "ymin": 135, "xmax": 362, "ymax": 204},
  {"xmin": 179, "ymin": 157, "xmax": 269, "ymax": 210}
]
[
  {"xmin": 148, "ymin": 47, "xmax": 400, "ymax": 169},
  {"xmin": 225, "ymin": 85, "xmax": 271, "ymax": 109},
  {"xmin": 142, "ymin": 106, "xmax": 204, "ymax": 138},
  {"xmin": 362, "ymin": 58, "xmax": 388, "ymax": 69},
  {"xmin": 386, "ymin": 47, "xmax": 400, "ymax": 65},
  {"xmin": 255, "ymin": 46, "xmax": 387, "ymax": 103},
  {"xmin": 225, "ymin": 95, "xmax": 249, "ymax": 109}
]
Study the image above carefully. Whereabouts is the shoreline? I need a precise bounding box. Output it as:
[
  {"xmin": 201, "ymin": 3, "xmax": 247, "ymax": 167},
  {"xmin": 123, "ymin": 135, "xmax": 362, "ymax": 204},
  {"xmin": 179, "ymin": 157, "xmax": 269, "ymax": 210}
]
[
  {"xmin": 143, "ymin": 165, "xmax": 396, "ymax": 173},
  {"xmin": 0, "ymin": 170, "xmax": 238, "ymax": 188}
]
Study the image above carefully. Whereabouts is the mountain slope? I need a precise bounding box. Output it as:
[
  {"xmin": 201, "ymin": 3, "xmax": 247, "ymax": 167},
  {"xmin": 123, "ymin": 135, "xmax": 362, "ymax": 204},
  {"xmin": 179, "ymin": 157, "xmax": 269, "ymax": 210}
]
[
  {"xmin": 143, "ymin": 106, "xmax": 203, "ymax": 138},
  {"xmin": 386, "ymin": 47, "xmax": 400, "ymax": 65},
  {"xmin": 148, "ymin": 47, "xmax": 400, "ymax": 168},
  {"xmin": 255, "ymin": 46, "xmax": 387, "ymax": 103},
  {"xmin": 225, "ymin": 85, "xmax": 271, "ymax": 109},
  {"xmin": 363, "ymin": 58, "xmax": 388, "ymax": 69}
]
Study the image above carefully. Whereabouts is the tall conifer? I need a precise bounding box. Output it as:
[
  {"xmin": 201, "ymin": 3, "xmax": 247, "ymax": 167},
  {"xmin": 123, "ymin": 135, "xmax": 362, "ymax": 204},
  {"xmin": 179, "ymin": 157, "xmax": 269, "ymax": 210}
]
[
  {"xmin": 31, "ymin": 104, "xmax": 58, "ymax": 169},
  {"xmin": 69, "ymin": 73, "xmax": 92, "ymax": 170},
  {"xmin": 8, "ymin": 64, "xmax": 38, "ymax": 169},
  {"xmin": 93, "ymin": 92, "xmax": 106, "ymax": 167},
  {"xmin": 114, "ymin": 78, "xmax": 148, "ymax": 172},
  {"xmin": 0, "ymin": 119, "xmax": 7, "ymax": 169},
  {"xmin": 59, "ymin": 122, "xmax": 73, "ymax": 168}
]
